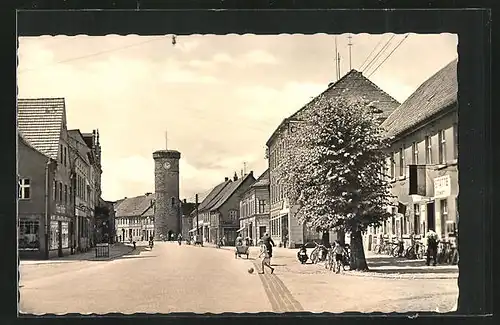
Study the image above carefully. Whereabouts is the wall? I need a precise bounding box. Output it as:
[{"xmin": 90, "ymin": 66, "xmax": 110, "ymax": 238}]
[{"xmin": 18, "ymin": 139, "xmax": 56, "ymax": 259}]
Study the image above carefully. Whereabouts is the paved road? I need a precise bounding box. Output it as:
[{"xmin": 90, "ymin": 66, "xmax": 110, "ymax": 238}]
[
  {"xmin": 20, "ymin": 242, "xmax": 272, "ymax": 314},
  {"xmin": 19, "ymin": 243, "xmax": 458, "ymax": 314}
]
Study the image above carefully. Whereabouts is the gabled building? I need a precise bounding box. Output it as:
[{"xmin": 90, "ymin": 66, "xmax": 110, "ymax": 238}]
[
  {"xmin": 238, "ymin": 169, "xmax": 270, "ymax": 245},
  {"xmin": 189, "ymin": 172, "xmax": 256, "ymax": 245},
  {"xmin": 266, "ymin": 70, "xmax": 400, "ymax": 248},
  {"xmin": 17, "ymin": 98, "xmax": 74, "ymax": 259},
  {"xmin": 114, "ymin": 193, "xmax": 156, "ymax": 242},
  {"xmin": 366, "ymin": 59, "xmax": 459, "ymax": 250}
]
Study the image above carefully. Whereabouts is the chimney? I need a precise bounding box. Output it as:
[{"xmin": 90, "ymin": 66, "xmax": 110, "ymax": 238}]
[
  {"xmin": 224, "ymin": 177, "xmax": 229, "ymax": 182},
  {"xmin": 233, "ymin": 172, "xmax": 238, "ymax": 181},
  {"xmin": 145, "ymin": 192, "xmax": 152, "ymax": 196},
  {"xmin": 183, "ymin": 199, "xmax": 187, "ymax": 204},
  {"xmin": 250, "ymin": 170, "xmax": 253, "ymax": 176}
]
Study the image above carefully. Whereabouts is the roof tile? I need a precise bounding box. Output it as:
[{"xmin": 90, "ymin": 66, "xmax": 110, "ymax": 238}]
[
  {"xmin": 381, "ymin": 59, "xmax": 458, "ymax": 137},
  {"xmin": 17, "ymin": 98, "xmax": 66, "ymax": 160}
]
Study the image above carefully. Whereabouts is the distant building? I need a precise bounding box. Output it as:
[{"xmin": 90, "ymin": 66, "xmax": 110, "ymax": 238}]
[
  {"xmin": 266, "ymin": 70, "xmax": 400, "ymax": 248},
  {"xmin": 18, "ymin": 98, "xmax": 75, "ymax": 259},
  {"xmin": 366, "ymin": 59, "xmax": 459, "ymax": 250},
  {"xmin": 180, "ymin": 199, "xmax": 197, "ymax": 240},
  {"xmin": 114, "ymin": 193, "xmax": 156, "ymax": 242},
  {"xmin": 238, "ymin": 169, "xmax": 270, "ymax": 245},
  {"xmin": 189, "ymin": 172, "xmax": 256, "ymax": 245}
]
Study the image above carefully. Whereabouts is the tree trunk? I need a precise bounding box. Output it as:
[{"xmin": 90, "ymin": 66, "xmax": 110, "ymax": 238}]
[
  {"xmin": 337, "ymin": 229, "xmax": 346, "ymax": 246},
  {"xmin": 349, "ymin": 230, "xmax": 369, "ymax": 271},
  {"xmin": 322, "ymin": 231, "xmax": 330, "ymax": 247}
]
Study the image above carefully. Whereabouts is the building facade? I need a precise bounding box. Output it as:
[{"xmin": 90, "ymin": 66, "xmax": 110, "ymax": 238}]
[
  {"xmin": 17, "ymin": 134, "xmax": 58, "ymax": 259},
  {"xmin": 238, "ymin": 169, "xmax": 270, "ymax": 245},
  {"xmin": 153, "ymin": 150, "xmax": 181, "ymax": 240},
  {"xmin": 266, "ymin": 70, "xmax": 400, "ymax": 248},
  {"xmin": 366, "ymin": 59, "xmax": 459, "ymax": 250},
  {"xmin": 189, "ymin": 173, "xmax": 255, "ymax": 245},
  {"xmin": 114, "ymin": 193, "xmax": 156, "ymax": 242},
  {"xmin": 18, "ymin": 98, "xmax": 75, "ymax": 259}
]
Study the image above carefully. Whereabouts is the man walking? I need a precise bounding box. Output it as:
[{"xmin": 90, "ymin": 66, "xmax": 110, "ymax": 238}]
[{"xmin": 261, "ymin": 232, "xmax": 275, "ymax": 262}]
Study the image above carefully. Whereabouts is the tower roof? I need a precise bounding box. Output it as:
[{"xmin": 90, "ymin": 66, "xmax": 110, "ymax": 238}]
[{"xmin": 153, "ymin": 150, "xmax": 181, "ymax": 160}]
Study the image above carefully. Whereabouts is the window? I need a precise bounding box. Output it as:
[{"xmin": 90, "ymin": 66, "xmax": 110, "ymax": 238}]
[
  {"xmin": 229, "ymin": 210, "xmax": 238, "ymax": 222},
  {"xmin": 453, "ymin": 123, "xmax": 458, "ymax": 160},
  {"xmin": 413, "ymin": 204, "xmax": 421, "ymax": 235},
  {"xmin": 61, "ymin": 222, "xmax": 69, "ymax": 248},
  {"xmin": 18, "ymin": 219, "xmax": 40, "ymax": 250},
  {"xmin": 59, "ymin": 182, "xmax": 63, "ymax": 201},
  {"xmin": 399, "ymin": 148, "xmax": 405, "ymax": 177},
  {"xmin": 390, "ymin": 154, "xmax": 396, "ymax": 179},
  {"xmin": 425, "ymin": 136, "xmax": 432, "ymax": 164},
  {"xmin": 63, "ymin": 147, "xmax": 67, "ymax": 167},
  {"xmin": 412, "ymin": 142, "xmax": 418, "ymax": 164},
  {"xmin": 64, "ymin": 184, "xmax": 68, "ymax": 203},
  {"xmin": 18, "ymin": 178, "xmax": 31, "ymax": 199},
  {"xmin": 54, "ymin": 181, "xmax": 57, "ymax": 199},
  {"xmin": 258, "ymin": 199, "xmax": 267, "ymax": 214},
  {"xmin": 49, "ymin": 221, "xmax": 59, "ymax": 250},
  {"xmin": 60, "ymin": 144, "xmax": 63, "ymax": 163},
  {"xmin": 438, "ymin": 130, "xmax": 446, "ymax": 164},
  {"xmin": 391, "ymin": 207, "xmax": 397, "ymax": 235}
]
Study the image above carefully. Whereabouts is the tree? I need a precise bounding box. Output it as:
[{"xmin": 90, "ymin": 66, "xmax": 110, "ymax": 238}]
[{"xmin": 277, "ymin": 95, "xmax": 395, "ymax": 271}]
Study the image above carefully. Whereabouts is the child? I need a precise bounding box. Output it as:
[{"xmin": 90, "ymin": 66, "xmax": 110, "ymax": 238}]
[
  {"xmin": 258, "ymin": 242, "xmax": 275, "ymax": 274},
  {"xmin": 333, "ymin": 241, "xmax": 346, "ymax": 274}
]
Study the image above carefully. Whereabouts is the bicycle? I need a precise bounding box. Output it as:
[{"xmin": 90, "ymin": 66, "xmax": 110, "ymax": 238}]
[{"xmin": 309, "ymin": 241, "xmax": 328, "ymax": 264}]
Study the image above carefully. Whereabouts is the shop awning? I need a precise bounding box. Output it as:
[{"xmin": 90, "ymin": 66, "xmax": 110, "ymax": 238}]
[
  {"xmin": 236, "ymin": 226, "xmax": 246, "ymax": 233},
  {"xmin": 189, "ymin": 223, "xmax": 203, "ymax": 233}
]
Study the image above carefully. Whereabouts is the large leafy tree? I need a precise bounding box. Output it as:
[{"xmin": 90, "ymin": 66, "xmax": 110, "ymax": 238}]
[{"xmin": 277, "ymin": 95, "xmax": 395, "ymax": 271}]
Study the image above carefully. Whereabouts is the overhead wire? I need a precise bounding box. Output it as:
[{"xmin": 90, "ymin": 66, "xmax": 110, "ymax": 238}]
[
  {"xmin": 359, "ymin": 36, "xmax": 386, "ymax": 71},
  {"xmin": 361, "ymin": 34, "xmax": 396, "ymax": 74},
  {"xmin": 367, "ymin": 34, "xmax": 410, "ymax": 78}
]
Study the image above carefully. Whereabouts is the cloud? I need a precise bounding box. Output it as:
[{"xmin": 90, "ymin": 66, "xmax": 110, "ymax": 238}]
[{"xmin": 243, "ymin": 50, "xmax": 278, "ymax": 65}]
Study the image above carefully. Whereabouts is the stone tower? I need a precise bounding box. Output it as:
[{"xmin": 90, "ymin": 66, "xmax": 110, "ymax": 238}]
[{"xmin": 153, "ymin": 149, "xmax": 181, "ymax": 240}]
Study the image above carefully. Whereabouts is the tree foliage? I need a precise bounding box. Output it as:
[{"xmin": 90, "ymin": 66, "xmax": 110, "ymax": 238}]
[{"xmin": 277, "ymin": 94, "xmax": 395, "ymax": 235}]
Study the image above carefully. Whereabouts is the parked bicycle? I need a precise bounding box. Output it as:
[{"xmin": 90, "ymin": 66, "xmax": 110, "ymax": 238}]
[{"xmin": 309, "ymin": 241, "xmax": 328, "ymax": 264}]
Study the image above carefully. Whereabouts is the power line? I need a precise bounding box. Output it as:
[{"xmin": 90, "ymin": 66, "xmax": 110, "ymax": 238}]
[
  {"xmin": 18, "ymin": 37, "xmax": 166, "ymax": 74},
  {"xmin": 362, "ymin": 34, "xmax": 396, "ymax": 74},
  {"xmin": 359, "ymin": 36, "xmax": 386, "ymax": 71},
  {"xmin": 367, "ymin": 34, "xmax": 410, "ymax": 78}
]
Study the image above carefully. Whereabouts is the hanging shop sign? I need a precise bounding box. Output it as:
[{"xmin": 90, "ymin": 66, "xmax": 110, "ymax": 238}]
[{"xmin": 434, "ymin": 175, "xmax": 451, "ymax": 199}]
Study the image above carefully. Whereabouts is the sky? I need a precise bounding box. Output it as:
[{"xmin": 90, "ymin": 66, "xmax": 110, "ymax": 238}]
[{"xmin": 17, "ymin": 33, "xmax": 458, "ymax": 202}]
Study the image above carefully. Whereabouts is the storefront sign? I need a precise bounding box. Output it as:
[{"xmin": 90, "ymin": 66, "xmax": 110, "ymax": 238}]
[
  {"xmin": 51, "ymin": 215, "xmax": 71, "ymax": 222},
  {"xmin": 434, "ymin": 175, "xmax": 451, "ymax": 199}
]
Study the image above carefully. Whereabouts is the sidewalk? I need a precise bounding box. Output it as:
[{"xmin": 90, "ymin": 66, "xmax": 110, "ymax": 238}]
[
  {"xmin": 202, "ymin": 243, "xmax": 458, "ymax": 279},
  {"xmin": 21, "ymin": 243, "xmax": 135, "ymax": 265}
]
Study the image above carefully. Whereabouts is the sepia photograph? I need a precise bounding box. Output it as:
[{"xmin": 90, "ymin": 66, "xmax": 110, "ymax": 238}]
[{"xmin": 17, "ymin": 32, "xmax": 459, "ymax": 315}]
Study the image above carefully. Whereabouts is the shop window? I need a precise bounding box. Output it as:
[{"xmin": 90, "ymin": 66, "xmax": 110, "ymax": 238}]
[
  {"xmin": 425, "ymin": 135, "xmax": 432, "ymax": 164},
  {"xmin": 440, "ymin": 199, "xmax": 448, "ymax": 237},
  {"xmin": 18, "ymin": 178, "xmax": 31, "ymax": 200},
  {"xmin": 413, "ymin": 204, "xmax": 421, "ymax": 235},
  {"xmin": 61, "ymin": 222, "xmax": 69, "ymax": 248},
  {"xmin": 18, "ymin": 219, "xmax": 40, "ymax": 250},
  {"xmin": 49, "ymin": 221, "xmax": 59, "ymax": 250},
  {"xmin": 438, "ymin": 130, "xmax": 446, "ymax": 164}
]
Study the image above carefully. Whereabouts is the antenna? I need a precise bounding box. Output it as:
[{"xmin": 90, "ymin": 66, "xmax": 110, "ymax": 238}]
[
  {"xmin": 347, "ymin": 34, "xmax": 353, "ymax": 71},
  {"xmin": 334, "ymin": 36, "xmax": 339, "ymax": 81}
]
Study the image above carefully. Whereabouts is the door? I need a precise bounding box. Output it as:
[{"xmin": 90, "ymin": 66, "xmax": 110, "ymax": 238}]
[
  {"xmin": 57, "ymin": 221, "xmax": 63, "ymax": 257},
  {"xmin": 259, "ymin": 226, "xmax": 266, "ymax": 239},
  {"xmin": 427, "ymin": 202, "xmax": 436, "ymax": 232}
]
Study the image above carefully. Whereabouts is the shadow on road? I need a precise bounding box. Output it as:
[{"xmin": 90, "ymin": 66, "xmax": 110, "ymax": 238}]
[{"xmin": 365, "ymin": 255, "xmax": 458, "ymax": 275}]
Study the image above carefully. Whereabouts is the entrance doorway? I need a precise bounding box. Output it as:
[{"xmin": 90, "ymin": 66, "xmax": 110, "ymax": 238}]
[
  {"xmin": 427, "ymin": 201, "xmax": 436, "ymax": 232},
  {"xmin": 259, "ymin": 226, "xmax": 266, "ymax": 240}
]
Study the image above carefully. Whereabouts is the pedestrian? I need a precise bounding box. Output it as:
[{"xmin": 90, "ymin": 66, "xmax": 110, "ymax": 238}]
[
  {"xmin": 426, "ymin": 229, "xmax": 439, "ymax": 266},
  {"xmin": 258, "ymin": 242, "xmax": 275, "ymax": 274},
  {"xmin": 333, "ymin": 240, "xmax": 347, "ymax": 273},
  {"xmin": 261, "ymin": 232, "xmax": 275, "ymax": 259},
  {"xmin": 235, "ymin": 234, "xmax": 243, "ymax": 246}
]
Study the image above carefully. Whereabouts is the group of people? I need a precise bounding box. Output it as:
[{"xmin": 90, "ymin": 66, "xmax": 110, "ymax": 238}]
[{"xmin": 235, "ymin": 233, "xmax": 276, "ymax": 274}]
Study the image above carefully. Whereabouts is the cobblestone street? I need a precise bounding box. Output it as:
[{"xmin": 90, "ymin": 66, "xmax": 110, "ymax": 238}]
[{"xmin": 19, "ymin": 243, "xmax": 458, "ymax": 315}]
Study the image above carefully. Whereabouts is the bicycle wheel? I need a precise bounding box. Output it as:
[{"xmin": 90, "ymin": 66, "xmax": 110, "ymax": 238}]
[{"xmin": 310, "ymin": 248, "xmax": 319, "ymax": 264}]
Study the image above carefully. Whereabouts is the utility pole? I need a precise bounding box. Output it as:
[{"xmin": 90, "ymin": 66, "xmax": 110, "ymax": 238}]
[
  {"xmin": 347, "ymin": 34, "xmax": 353, "ymax": 71},
  {"xmin": 337, "ymin": 52, "xmax": 341, "ymax": 80},
  {"xmin": 195, "ymin": 193, "xmax": 199, "ymax": 241}
]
